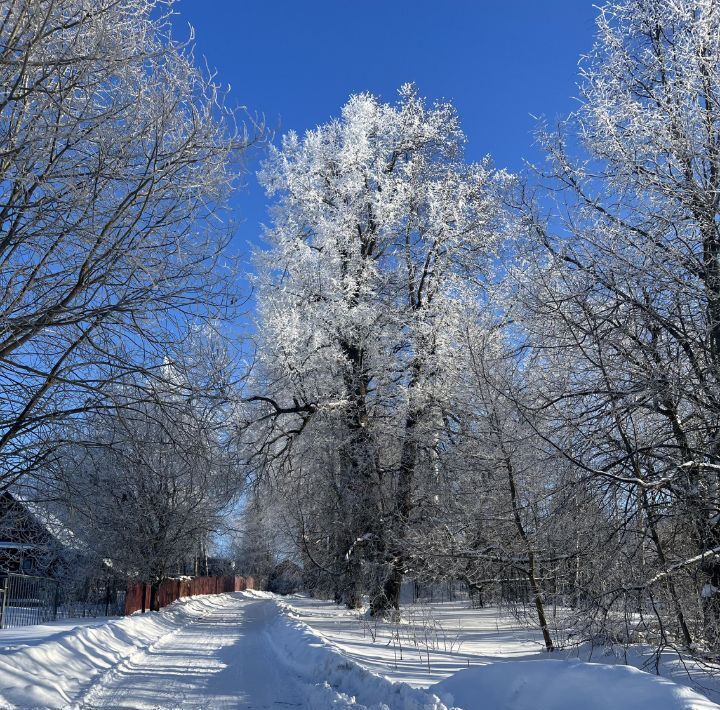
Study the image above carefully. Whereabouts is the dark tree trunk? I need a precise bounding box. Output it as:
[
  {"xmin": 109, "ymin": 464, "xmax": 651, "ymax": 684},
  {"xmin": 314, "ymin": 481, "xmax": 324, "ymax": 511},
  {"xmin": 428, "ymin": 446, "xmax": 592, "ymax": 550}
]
[
  {"xmin": 467, "ymin": 582, "xmax": 485, "ymax": 609},
  {"xmin": 640, "ymin": 491, "xmax": 693, "ymax": 648},
  {"xmin": 370, "ymin": 366, "xmax": 420, "ymax": 617},
  {"xmin": 504, "ymin": 451, "xmax": 554, "ymax": 652},
  {"xmin": 149, "ymin": 578, "xmax": 161, "ymax": 612},
  {"xmin": 338, "ymin": 337, "xmax": 383, "ymax": 611}
]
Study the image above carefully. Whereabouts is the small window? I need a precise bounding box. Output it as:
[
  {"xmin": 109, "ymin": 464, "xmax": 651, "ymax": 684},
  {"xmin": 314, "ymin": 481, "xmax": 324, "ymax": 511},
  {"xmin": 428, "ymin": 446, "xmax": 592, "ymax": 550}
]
[{"xmin": 21, "ymin": 558, "xmax": 32, "ymax": 574}]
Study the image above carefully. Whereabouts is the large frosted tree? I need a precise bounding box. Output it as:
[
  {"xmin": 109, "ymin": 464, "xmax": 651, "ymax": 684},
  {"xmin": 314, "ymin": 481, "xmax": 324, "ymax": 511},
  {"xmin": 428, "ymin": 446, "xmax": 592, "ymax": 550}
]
[{"xmin": 252, "ymin": 85, "xmax": 510, "ymax": 612}]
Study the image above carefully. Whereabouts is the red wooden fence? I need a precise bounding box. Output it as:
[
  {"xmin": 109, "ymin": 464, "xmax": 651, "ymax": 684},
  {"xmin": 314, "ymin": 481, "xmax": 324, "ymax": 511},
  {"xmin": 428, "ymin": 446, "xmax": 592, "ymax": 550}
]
[{"xmin": 124, "ymin": 575, "xmax": 256, "ymax": 616}]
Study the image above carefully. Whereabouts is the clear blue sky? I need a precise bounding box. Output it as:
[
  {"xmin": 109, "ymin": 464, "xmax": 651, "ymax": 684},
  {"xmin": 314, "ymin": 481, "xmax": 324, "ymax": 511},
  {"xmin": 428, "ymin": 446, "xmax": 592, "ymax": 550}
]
[{"xmin": 171, "ymin": 1, "xmax": 599, "ymax": 258}]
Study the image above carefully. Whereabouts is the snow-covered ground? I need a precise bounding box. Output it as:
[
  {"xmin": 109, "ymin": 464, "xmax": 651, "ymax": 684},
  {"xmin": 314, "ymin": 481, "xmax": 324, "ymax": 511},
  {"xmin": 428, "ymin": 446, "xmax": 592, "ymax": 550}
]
[
  {"xmin": 276, "ymin": 594, "xmax": 720, "ymax": 708},
  {"xmin": 0, "ymin": 617, "xmax": 117, "ymax": 652},
  {"xmin": 0, "ymin": 591, "xmax": 446, "ymax": 709},
  {"xmin": 275, "ymin": 596, "xmax": 546, "ymax": 687},
  {"xmin": 0, "ymin": 591, "xmax": 717, "ymax": 708}
]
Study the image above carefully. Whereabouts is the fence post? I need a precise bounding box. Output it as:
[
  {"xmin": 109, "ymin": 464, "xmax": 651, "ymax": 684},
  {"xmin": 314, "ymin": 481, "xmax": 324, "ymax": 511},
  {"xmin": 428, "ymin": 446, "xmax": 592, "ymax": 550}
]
[
  {"xmin": 52, "ymin": 580, "xmax": 60, "ymax": 621},
  {"xmin": 0, "ymin": 576, "xmax": 7, "ymax": 629},
  {"xmin": 104, "ymin": 579, "xmax": 111, "ymax": 617}
]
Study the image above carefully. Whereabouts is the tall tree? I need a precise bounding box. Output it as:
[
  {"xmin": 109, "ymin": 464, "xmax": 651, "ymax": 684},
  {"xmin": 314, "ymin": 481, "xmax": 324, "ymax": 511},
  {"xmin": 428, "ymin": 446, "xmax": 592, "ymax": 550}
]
[
  {"xmin": 0, "ymin": 0, "xmax": 246, "ymax": 488},
  {"xmin": 515, "ymin": 0, "xmax": 720, "ymax": 650},
  {"xmin": 252, "ymin": 85, "xmax": 510, "ymax": 613}
]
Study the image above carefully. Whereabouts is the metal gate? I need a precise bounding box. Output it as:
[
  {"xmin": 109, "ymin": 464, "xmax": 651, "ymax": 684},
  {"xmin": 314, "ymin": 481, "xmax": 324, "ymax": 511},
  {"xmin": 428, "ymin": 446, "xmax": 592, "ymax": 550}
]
[{"xmin": 0, "ymin": 573, "xmax": 59, "ymax": 628}]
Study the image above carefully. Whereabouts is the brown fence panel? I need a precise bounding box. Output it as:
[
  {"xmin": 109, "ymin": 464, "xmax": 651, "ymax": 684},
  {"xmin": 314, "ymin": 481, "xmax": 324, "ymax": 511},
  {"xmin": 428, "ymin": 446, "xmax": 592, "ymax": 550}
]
[
  {"xmin": 158, "ymin": 579, "xmax": 180, "ymax": 609},
  {"xmin": 124, "ymin": 582, "xmax": 151, "ymax": 616},
  {"xmin": 190, "ymin": 576, "xmax": 217, "ymax": 596},
  {"xmin": 124, "ymin": 582, "xmax": 139, "ymax": 616},
  {"xmin": 125, "ymin": 575, "xmax": 256, "ymax": 615}
]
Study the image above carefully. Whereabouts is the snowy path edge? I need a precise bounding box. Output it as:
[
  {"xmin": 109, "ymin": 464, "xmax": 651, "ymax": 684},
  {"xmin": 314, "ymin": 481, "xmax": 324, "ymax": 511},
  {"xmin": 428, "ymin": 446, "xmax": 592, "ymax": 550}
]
[{"xmin": 261, "ymin": 591, "xmax": 452, "ymax": 710}]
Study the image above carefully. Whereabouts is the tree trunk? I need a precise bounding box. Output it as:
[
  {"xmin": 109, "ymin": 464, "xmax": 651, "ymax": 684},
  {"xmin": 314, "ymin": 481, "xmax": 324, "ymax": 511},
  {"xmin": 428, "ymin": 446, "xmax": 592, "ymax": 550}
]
[
  {"xmin": 504, "ymin": 452, "xmax": 554, "ymax": 652},
  {"xmin": 370, "ymin": 560, "xmax": 402, "ymax": 616},
  {"xmin": 370, "ymin": 368, "xmax": 420, "ymax": 616},
  {"xmin": 338, "ymin": 337, "xmax": 384, "ymax": 611},
  {"xmin": 468, "ymin": 582, "xmax": 485, "ymax": 609},
  {"xmin": 149, "ymin": 578, "xmax": 161, "ymax": 612},
  {"xmin": 640, "ymin": 491, "xmax": 693, "ymax": 648}
]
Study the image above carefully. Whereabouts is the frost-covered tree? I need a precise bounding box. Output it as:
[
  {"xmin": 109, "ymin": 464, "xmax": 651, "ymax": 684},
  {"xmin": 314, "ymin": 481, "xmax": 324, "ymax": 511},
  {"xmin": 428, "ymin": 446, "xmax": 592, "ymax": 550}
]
[
  {"xmin": 0, "ymin": 0, "xmax": 245, "ymax": 489},
  {"xmin": 251, "ymin": 85, "xmax": 511, "ymax": 612},
  {"xmin": 513, "ymin": 0, "xmax": 720, "ymax": 651},
  {"xmin": 54, "ymin": 367, "xmax": 239, "ymax": 611}
]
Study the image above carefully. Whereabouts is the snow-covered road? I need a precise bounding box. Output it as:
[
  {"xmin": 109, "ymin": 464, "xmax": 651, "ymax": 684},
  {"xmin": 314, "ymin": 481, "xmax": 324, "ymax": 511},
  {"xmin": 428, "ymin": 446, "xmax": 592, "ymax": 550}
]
[
  {"xmin": 1, "ymin": 591, "xmax": 717, "ymax": 709},
  {"xmin": 80, "ymin": 596, "xmax": 302, "ymax": 709}
]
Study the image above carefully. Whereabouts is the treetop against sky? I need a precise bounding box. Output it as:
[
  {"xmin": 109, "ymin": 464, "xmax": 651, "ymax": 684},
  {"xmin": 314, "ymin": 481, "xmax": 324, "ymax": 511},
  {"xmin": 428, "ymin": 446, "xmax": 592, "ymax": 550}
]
[{"xmin": 171, "ymin": 0, "xmax": 599, "ymax": 254}]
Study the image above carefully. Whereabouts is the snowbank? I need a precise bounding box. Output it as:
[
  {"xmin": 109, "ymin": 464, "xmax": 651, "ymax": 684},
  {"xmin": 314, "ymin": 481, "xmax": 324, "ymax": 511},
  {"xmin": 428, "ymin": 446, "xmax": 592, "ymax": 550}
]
[
  {"xmin": 431, "ymin": 659, "xmax": 720, "ymax": 710},
  {"xmin": 0, "ymin": 617, "xmax": 117, "ymax": 651},
  {"xmin": 266, "ymin": 607, "xmax": 451, "ymax": 709},
  {"xmin": 0, "ymin": 594, "xmax": 230, "ymax": 708},
  {"xmin": 269, "ymin": 597, "xmax": 720, "ymax": 709},
  {"xmin": 277, "ymin": 596, "xmax": 720, "ymax": 708}
]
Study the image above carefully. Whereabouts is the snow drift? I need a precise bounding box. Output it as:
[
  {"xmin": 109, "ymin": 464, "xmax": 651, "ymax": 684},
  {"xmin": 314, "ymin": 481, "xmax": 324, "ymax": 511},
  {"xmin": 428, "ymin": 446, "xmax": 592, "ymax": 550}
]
[
  {"xmin": 266, "ymin": 598, "xmax": 450, "ymax": 709},
  {"xmin": 431, "ymin": 659, "xmax": 719, "ymax": 710}
]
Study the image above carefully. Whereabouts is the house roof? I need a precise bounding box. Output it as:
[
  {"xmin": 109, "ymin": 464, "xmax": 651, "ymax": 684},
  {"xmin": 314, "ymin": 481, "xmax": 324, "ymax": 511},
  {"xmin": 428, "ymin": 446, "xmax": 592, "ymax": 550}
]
[{"xmin": 0, "ymin": 491, "xmax": 80, "ymax": 551}]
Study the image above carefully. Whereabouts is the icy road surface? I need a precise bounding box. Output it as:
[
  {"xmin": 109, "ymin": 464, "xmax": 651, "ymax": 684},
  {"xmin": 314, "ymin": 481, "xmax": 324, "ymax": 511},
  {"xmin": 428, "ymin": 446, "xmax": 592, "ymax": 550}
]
[{"xmin": 81, "ymin": 596, "xmax": 302, "ymax": 709}]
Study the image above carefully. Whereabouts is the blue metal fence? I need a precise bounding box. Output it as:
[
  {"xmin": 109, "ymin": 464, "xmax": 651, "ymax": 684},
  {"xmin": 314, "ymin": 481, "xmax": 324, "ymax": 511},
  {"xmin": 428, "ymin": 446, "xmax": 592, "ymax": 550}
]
[{"xmin": 0, "ymin": 573, "xmax": 58, "ymax": 628}]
